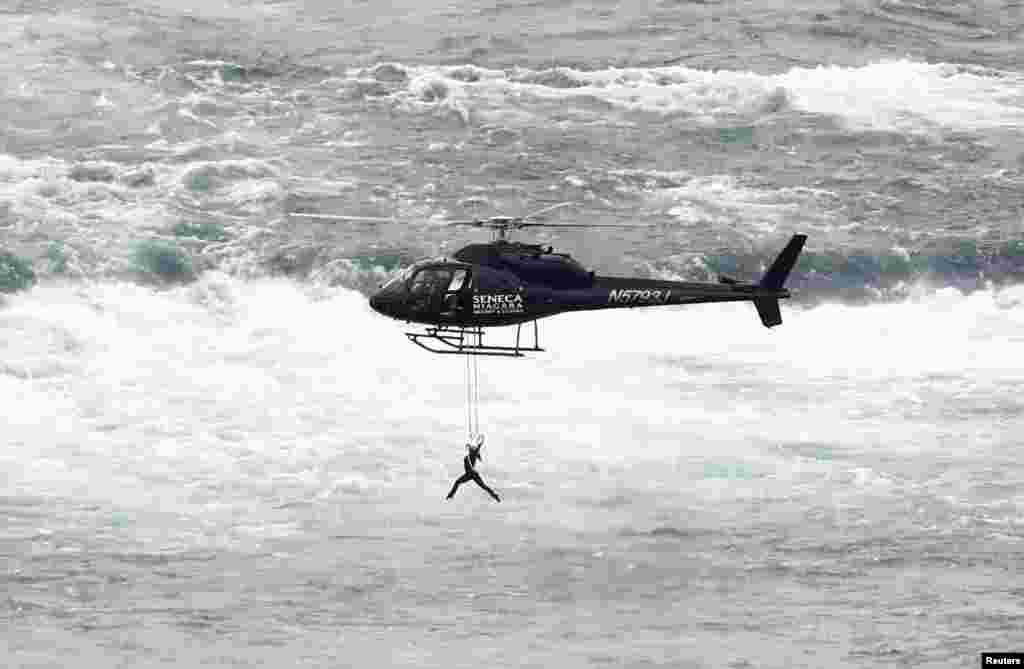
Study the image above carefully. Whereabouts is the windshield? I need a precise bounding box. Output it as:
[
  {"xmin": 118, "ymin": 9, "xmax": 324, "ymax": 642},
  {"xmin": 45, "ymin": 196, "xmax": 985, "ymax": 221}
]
[
  {"xmin": 381, "ymin": 266, "xmax": 413, "ymax": 290},
  {"xmin": 409, "ymin": 267, "xmax": 452, "ymax": 296}
]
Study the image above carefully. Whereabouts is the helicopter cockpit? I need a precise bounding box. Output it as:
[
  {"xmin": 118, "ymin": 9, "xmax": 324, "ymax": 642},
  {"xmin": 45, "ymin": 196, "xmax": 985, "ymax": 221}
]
[
  {"xmin": 371, "ymin": 259, "xmax": 475, "ymax": 321},
  {"xmin": 408, "ymin": 262, "xmax": 469, "ymax": 316}
]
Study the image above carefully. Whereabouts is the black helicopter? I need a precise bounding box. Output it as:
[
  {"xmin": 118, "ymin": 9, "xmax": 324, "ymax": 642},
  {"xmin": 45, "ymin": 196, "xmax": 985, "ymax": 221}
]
[{"xmin": 292, "ymin": 203, "xmax": 807, "ymax": 357}]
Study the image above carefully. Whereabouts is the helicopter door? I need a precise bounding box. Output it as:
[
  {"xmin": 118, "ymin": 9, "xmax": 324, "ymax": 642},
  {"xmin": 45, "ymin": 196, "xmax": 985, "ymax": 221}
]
[
  {"xmin": 441, "ymin": 269, "xmax": 469, "ymax": 317},
  {"xmin": 408, "ymin": 266, "xmax": 455, "ymax": 316}
]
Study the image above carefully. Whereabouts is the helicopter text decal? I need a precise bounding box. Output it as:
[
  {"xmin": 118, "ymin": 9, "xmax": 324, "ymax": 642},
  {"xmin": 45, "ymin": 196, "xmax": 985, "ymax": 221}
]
[
  {"xmin": 473, "ymin": 293, "xmax": 524, "ymax": 314},
  {"xmin": 608, "ymin": 289, "xmax": 673, "ymax": 305}
]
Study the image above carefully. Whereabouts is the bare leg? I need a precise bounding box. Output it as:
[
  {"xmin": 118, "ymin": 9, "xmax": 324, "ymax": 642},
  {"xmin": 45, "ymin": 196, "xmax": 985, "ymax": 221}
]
[
  {"xmin": 471, "ymin": 473, "xmax": 501, "ymax": 502},
  {"xmin": 446, "ymin": 473, "xmax": 472, "ymax": 499}
]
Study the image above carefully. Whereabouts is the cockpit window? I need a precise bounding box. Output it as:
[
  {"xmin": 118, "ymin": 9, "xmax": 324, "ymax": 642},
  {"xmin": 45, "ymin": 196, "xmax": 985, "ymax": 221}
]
[
  {"xmin": 448, "ymin": 269, "xmax": 467, "ymax": 293},
  {"xmin": 382, "ymin": 266, "xmax": 412, "ymax": 290},
  {"xmin": 409, "ymin": 267, "xmax": 453, "ymax": 296}
]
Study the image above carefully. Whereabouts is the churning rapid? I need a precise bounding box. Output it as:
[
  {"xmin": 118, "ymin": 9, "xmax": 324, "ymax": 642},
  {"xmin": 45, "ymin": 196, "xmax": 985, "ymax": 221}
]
[{"xmin": 2, "ymin": 1, "xmax": 1023, "ymax": 667}]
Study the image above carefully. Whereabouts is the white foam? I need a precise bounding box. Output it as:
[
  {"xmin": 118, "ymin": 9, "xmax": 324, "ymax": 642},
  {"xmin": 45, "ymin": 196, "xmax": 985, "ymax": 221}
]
[
  {"xmin": 0, "ymin": 154, "xmax": 176, "ymax": 243},
  {"xmin": 772, "ymin": 60, "xmax": 1024, "ymax": 132},
  {"xmin": 379, "ymin": 62, "xmax": 780, "ymax": 124},
  {"xmin": 3, "ymin": 277, "xmax": 1021, "ymax": 513},
  {"xmin": 650, "ymin": 174, "xmax": 838, "ymax": 237},
  {"xmin": 0, "ymin": 153, "xmax": 284, "ymax": 270},
  {"xmin": 374, "ymin": 59, "xmax": 1024, "ymax": 133}
]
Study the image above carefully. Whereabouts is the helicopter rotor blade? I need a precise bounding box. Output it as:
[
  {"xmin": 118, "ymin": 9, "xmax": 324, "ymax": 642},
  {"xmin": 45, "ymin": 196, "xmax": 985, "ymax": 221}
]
[
  {"xmin": 515, "ymin": 222, "xmax": 659, "ymax": 229},
  {"xmin": 442, "ymin": 220, "xmax": 488, "ymax": 227},
  {"xmin": 443, "ymin": 217, "xmax": 520, "ymax": 227},
  {"xmin": 521, "ymin": 201, "xmax": 573, "ymax": 221},
  {"xmin": 290, "ymin": 213, "xmax": 505, "ymax": 228},
  {"xmin": 289, "ymin": 213, "xmax": 399, "ymax": 223}
]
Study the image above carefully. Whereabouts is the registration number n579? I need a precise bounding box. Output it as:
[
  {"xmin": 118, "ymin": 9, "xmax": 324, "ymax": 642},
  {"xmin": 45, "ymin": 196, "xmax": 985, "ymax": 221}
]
[{"xmin": 608, "ymin": 289, "xmax": 672, "ymax": 304}]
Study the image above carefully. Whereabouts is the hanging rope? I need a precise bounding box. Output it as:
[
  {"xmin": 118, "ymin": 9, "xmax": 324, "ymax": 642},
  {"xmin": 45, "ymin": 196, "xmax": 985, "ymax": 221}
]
[
  {"xmin": 465, "ymin": 351, "xmax": 474, "ymax": 441},
  {"xmin": 472, "ymin": 344, "xmax": 480, "ymax": 437},
  {"xmin": 464, "ymin": 330, "xmax": 482, "ymax": 441}
]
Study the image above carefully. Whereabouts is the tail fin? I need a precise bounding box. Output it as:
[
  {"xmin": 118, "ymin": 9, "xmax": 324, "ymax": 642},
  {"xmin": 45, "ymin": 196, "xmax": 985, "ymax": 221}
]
[
  {"xmin": 759, "ymin": 234, "xmax": 807, "ymax": 291},
  {"xmin": 754, "ymin": 234, "xmax": 807, "ymax": 328}
]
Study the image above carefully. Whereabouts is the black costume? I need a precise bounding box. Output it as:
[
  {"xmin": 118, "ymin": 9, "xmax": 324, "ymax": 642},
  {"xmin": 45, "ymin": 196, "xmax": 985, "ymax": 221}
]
[{"xmin": 446, "ymin": 444, "xmax": 500, "ymax": 502}]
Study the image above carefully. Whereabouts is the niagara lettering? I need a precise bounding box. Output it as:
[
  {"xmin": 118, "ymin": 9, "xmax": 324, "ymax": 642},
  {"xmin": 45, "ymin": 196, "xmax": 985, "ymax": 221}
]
[
  {"xmin": 473, "ymin": 293, "xmax": 524, "ymax": 314},
  {"xmin": 608, "ymin": 288, "xmax": 672, "ymax": 305}
]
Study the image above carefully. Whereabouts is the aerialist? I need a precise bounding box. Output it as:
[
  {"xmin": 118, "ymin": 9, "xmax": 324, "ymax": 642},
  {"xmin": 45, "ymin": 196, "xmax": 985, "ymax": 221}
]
[{"xmin": 446, "ymin": 434, "xmax": 501, "ymax": 502}]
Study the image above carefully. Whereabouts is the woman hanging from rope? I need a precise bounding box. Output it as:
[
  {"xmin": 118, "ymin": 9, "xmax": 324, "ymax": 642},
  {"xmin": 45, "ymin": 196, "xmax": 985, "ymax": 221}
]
[
  {"xmin": 446, "ymin": 348, "xmax": 500, "ymax": 502},
  {"xmin": 446, "ymin": 434, "xmax": 501, "ymax": 502}
]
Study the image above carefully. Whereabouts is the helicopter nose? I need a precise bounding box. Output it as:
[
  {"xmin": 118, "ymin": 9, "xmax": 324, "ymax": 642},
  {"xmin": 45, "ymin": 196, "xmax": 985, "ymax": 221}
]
[{"xmin": 369, "ymin": 293, "xmax": 394, "ymax": 317}]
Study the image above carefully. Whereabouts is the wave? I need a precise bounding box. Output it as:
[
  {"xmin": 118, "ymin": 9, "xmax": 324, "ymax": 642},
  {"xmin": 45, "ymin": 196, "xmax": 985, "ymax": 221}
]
[
  {"xmin": 3, "ymin": 274, "xmax": 1023, "ymax": 514},
  {"xmin": 341, "ymin": 58, "xmax": 1024, "ymax": 133}
]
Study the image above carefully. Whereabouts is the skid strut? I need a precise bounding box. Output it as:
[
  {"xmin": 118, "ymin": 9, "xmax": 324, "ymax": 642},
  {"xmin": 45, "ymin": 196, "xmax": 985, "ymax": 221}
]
[{"xmin": 405, "ymin": 322, "xmax": 544, "ymax": 357}]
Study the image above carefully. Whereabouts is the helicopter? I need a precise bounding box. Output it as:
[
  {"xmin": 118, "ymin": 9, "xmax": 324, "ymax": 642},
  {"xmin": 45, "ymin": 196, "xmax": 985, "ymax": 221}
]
[{"xmin": 292, "ymin": 203, "xmax": 807, "ymax": 357}]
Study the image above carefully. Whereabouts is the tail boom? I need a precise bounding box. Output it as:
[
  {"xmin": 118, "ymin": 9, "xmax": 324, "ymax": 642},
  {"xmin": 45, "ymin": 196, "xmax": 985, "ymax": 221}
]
[{"xmin": 550, "ymin": 234, "xmax": 806, "ymax": 328}]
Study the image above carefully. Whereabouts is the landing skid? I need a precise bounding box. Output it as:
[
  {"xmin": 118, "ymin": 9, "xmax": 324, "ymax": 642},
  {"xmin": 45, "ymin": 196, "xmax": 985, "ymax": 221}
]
[{"xmin": 405, "ymin": 322, "xmax": 544, "ymax": 357}]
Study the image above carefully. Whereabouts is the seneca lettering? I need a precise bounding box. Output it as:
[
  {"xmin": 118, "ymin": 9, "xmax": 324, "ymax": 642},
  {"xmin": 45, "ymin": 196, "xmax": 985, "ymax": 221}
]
[{"xmin": 472, "ymin": 293, "xmax": 524, "ymax": 314}]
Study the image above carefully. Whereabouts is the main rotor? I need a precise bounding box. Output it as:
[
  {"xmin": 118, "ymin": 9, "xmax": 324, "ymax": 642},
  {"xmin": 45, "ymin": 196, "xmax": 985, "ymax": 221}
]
[
  {"xmin": 447, "ymin": 203, "xmax": 574, "ymax": 242},
  {"xmin": 289, "ymin": 201, "xmax": 654, "ymax": 243}
]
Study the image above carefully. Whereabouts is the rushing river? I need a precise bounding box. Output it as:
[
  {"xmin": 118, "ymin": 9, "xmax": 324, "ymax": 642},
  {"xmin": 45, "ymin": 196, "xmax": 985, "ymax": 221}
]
[{"xmin": 2, "ymin": 1, "xmax": 1023, "ymax": 667}]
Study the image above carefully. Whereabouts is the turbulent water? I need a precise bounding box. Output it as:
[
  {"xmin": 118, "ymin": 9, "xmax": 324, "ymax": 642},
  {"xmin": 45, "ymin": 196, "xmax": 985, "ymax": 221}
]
[{"xmin": 2, "ymin": 1, "xmax": 1024, "ymax": 667}]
